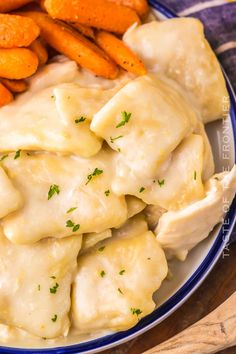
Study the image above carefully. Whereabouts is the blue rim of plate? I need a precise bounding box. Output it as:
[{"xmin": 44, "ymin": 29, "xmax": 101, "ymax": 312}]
[{"xmin": 1, "ymin": 2, "xmax": 236, "ymax": 353}]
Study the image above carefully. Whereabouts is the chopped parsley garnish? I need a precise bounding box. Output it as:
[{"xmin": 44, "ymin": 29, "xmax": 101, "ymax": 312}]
[
  {"xmin": 50, "ymin": 276, "xmax": 56, "ymax": 279},
  {"xmin": 110, "ymin": 135, "xmax": 123, "ymax": 143},
  {"xmin": 100, "ymin": 270, "xmax": 106, "ymax": 277},
  {"xmin": 118, "ymin": 288, "xmax": 124, "ymax": 295},
  {"xmin": 51, "ymin": 95, "xmax": 55, "ymax": 100},
  {"xmin": 104, "ymin": 189, "xmax": 110, "ymax": 197},
  {"xmin": 38, "ymin": 284, "xmax": 41, "ymax": 291},
  {"xmin": 194, "ymin": 170, "xmax": 197, "ymax": 180},
  {"xmin": 131, "ymin": 308, "xmax": 142, "ymax": 316},
  {"xmin": 0, "ymin": 154, "xmax": 8, "ymax": 161},
  {"xmin": 51, "ymin": 314, "xmax": 57, "ymax": 322},
  {"xmin": 158, "ymin": 179, "xmax": 165, "ymax": 187},
  {"xmin": 50, "ymin": 282, "xmax": 59, "ymax": 294},
  {"xmin": 66, "ymin": 220, "xmax": 80, "ymax": 232},
  {"xmin": 67, "ymin": 207, "xmax": 77, "ymax": 214},
  {"xmin": 48, "ymin": 184, "xmax": 60, "ymax": 200},
  {"xmin": 75, "ymin": 116, "xmax": 86, "ymax": 124},
  {"xmin": 98, "ymin": 246, "xmax": 105, "ymax": 252},
  {"xmin": 117, "ymin": 148, "xmax": 121, "ymax": 152},
  {"xmin": 14, "ymin": 149, "xmax": 21, "ymax": 160},
  {"xmin": 116, "ymin": 111, "xmax": 131, "ymax": 128},
  {"xmin": 119, "ymin": 269, "xmax": 125, "ymax": 275},
  {"xmin": 147, "ymin": 257, "xmax": 151, "ymax": 260},
  {"xmin": 86, "ymin": 168, "xmax": 103, "ymax": 185},
  {"xmin": 139, "ymin": 187, "xmax": 145, "ymax": 193}
]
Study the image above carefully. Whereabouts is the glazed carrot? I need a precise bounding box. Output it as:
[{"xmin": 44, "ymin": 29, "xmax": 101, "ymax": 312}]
[
  {"xmin": 0, "ymin": 14, "xmax": 40, "ymax": 48},
  {"xmin": 17, "ymin": 11, "xmax": 118, "ymax": 79},
  {"xmin": 1, "ymin": 78, "xmax": 28, "ymax": 93},
  {"xmin": 68, "ymin": 22, "xmax": 95, "ymax": 39},
  {"xmin": 95, "ymin": 31, "xmax": 146, "ymax": 75},
  {"xmin": 30, "ymin": 38, "xmax": 48, "ymax": 65},
  {"xmin": 108, "ymin": 0, "xmax": 149, "ymax": 17},
  {"xmin": 0, "ymin": 48, "xmax": 38, "ymax": 79},
  {"xmin": 0, "ymin": 0, "xmax": 33, "ymax": 13},
  {"xmin": 0, "ymin": 83, "xmax": 13, "ymax": 107},
  {"xmin": 44, "ymin": 0, "xmax": 141, "ymax": 34}
]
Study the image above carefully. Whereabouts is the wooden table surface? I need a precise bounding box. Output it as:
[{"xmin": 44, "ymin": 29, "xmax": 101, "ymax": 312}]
[{"xmin": 102, "ymin": 242, "xmax": 236, "ymax": 354}]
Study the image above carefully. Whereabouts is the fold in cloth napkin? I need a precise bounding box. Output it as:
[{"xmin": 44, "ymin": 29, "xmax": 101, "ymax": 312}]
[{"xmin": 159, "ymin": 0, "xmax": 236, "ymax": 241}]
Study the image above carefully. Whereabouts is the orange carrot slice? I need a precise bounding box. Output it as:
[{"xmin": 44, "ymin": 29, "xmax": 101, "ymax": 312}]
[
  {"xmin": 0, "ymin": 0, "xmax": 33, "ymax": 13},
  {"xmin": 108, "ymin": 0, "xmax": 149, "ymax": 17},
  {"xmin": 0, "ymin": 48, "xmax": 39, "ymax": 79},
  {"xmin": 1, "ymin": 78, "xmax": 28, "ymax": 93},
  {"xmin": 0, "ymin": 14, "xmax": 40, "ymax": 48},
  {"xmin": 30, "ymin": 38, "xmax": 48, "ymax": 65},
  {"xmin": 0, "ymin": 82, "xmax": 13, "ymax": 107},
  {"xmin": 44, "ymin": 0, "xmax": 140, "ymax": 34},
  {"xmin": 17, "ymin": 11, "xmax": 119, "ymax": 79},
  {"xmin": 95, "ymin": 30, "xmax": 146, "ymax": 75}
]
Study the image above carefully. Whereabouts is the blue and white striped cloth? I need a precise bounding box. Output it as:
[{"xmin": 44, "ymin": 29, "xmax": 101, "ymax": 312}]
[{"xmin": 159, "ymin": 0, "xmax": 236, "ymax": 241}]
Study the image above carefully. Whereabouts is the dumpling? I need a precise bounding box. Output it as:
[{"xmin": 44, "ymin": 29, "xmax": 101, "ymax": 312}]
[
  {"xmin": 123, "ymin": 18, "xmax": 229, "ymax": 123},
  {"xmin": 91, "ymin": 75, "xmax": 195, "ymax": 195},
  {"xmin": 0, "ymin": 164, "xmax": 22, "ymax": 218},
  {"xmin": 0, "ymin": 230, "xmax": 82, "ymax": 338},
  {"xmin": 155, "ymin": 166, "xmax": 236, "ymax": 260},
  {"xmin": 194, "ymin": 121, "xmax": 215, "ymax": 181},
  {"xmin": 72, "ymin": 215, "xmax": 168, "ymax": 333},
  {"xmin": 81, "ymin": 229, "xmax": 112, "ymax": 253},
  {"xmin": 126, "ymin": 195, "xmax": 146, "ymax": 218},
  {"xmin": 1, "ymin": 149, "xmax": 127, "ymax": 244},
  {"xmin": 139, "ymin": 134, "xmax": 205, "ymax": 210},
  {"xmin": 0, "ymin": 83, "xmax": 107, "ymax": 157}
]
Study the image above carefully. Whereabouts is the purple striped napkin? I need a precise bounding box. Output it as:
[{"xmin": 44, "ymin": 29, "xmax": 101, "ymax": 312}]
[{"xmin": 159, "ymin": 0, "xmax": 236, "ymax": 241}]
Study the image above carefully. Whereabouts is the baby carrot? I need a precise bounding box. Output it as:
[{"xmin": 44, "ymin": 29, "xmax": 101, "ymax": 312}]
[
  {"xmin": 1, "ymin": 78, "xmax": 28, "ymax": 93},
  {"xmin": 68, "ymin": 22, "xmax": 95, "ymax": 39},
  {"xmin": 109, "ymin": 0, "xmax": 149, "ymax": 17},
  {"xmin": 0, "ymin": 82, "xmax": 13, "ymax": 107},
  {"xmin": 18, "ymin": 11, "xmax": 118, "ymax": 79},
  {"xmin": 0, "ymin": 0, "xmax": 33, "ymax": 13},
  {"xmin": 95, "ymin": 30, "xmax": 146, "ymax": 75},
  {"xmin": 0, "ymin": 14, "xmax": 40, "ymax": 48},
  {"xmin": 44, "ymin": 0, "xmax": 141, "ymax": 34},
  {"xmin": 30, "ymin": 38, "xmax": 48, "ymax": 65},
  {"xmin": 0, "ymin": 48, "xmax": 39, "ymax": 79}
]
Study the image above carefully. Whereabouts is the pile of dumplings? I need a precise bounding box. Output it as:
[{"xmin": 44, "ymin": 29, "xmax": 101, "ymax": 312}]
[{"xmin": 0, "ymin": 18, "xmax": 235, "ymax": 345}]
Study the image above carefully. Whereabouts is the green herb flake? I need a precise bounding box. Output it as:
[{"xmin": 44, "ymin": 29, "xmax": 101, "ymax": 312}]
[
  {"xmin": 147, "ymin": 257, "xmax": 151, "ymax": 260},
  {"xmin": 51, "ymin": 314, "xmax": 57, "ymax": 322},
  {"xmin": 116, "ymin": 111, "xmax": 131, "ymax": 128},
  {"xmin": 50, "ymin": 282, "xmax": 59, "ymax": 294},
  {"xmin": 139, "ymin": 187, "xmax": 145, "ymax": 193},
  {"xmin": 66, "ymin": 207, "xmax": 77, "ymax": 214},
  {"xmin": 119, "ymin": 269, "xmax": 125, "ymax": 275},
  {"xmin": 0, "ymin": 154, "xmax": 8, "ymax": 161},
  {"xmin": 38, "ymin": 284, "xmax": 41, "ymax": 291},
  {"xmin": 14, "ymin": 149, "xmax": 21, "ymax": 160},
  {"xmin": 100, "ymin": 270, "xmax": 106, "ymax": 278},
  {"xmin": 194, "ymin": 170, "xmax": 197, "ymax": 180},
  {"xmin": 118, "ymin": 288, "xmax": 124, "ymax": 295},
  {"xmin": 75, "ymin": 116, "xmax": 86, "ymax": 124},
  {"xmin": 158, "ymin": 179, "xmax": 165, "ymax": 187},
  {"xmin": 66, "ymin": 220, "xmax": 80, "ymax": 232},
  {"xmin": 51, "ymin": 95, "xmax": 55, "ymax": 100},
  {"xmin": 110, "ymin": 135, "xmax": 123, "ymax": 143},
  {"xmin": 131, "ymin": 308, "xmax": 142, "ymax": 316},
  {"xmin": 72, "ymin": 224, "xmax": 80, "ymax": 232},
  {"xmin": 104, "ymin": 189, "xmax": 110, "ymax": 197},
  {"xmin": 48, "ymin": 184, "xmax": 60, "ymax": 200},
  {"xmin": 50, "ymin": 276, "xmax": 56, "ymax": 279},
  {"xmin": 98, "ymin": 246, "xmax": 105, "ymax": 252},
  {"xmin": 86, "ymin": 168, "xmax": 103, "ymax": 185}
]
